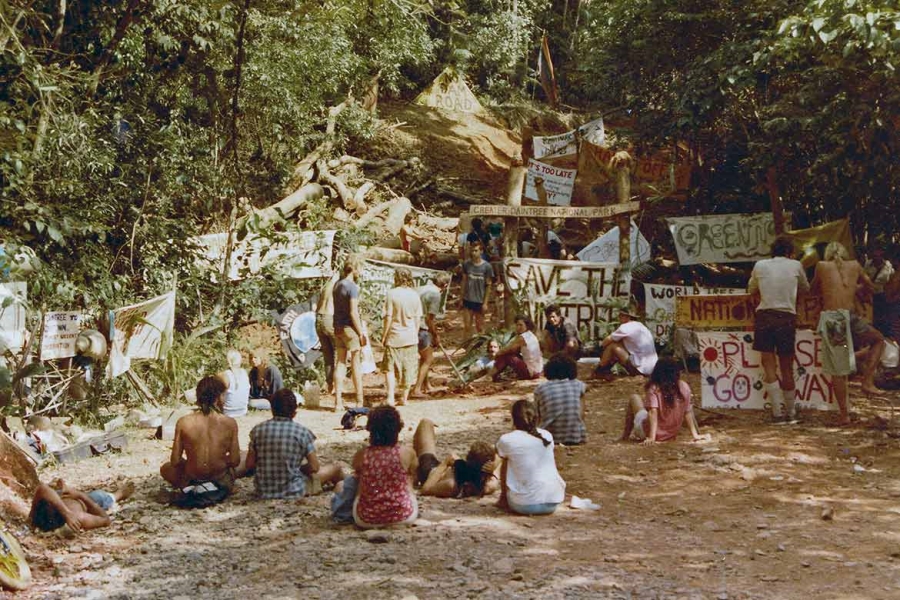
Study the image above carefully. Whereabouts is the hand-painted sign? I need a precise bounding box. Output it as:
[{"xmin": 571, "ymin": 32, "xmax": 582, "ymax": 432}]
[
  {"xmin": 503, "ymin": 257, "xmax": 630, "ymax": 345},
  {"xmin": 667, "ymin": 213, "xmax": 778, "ymax": 265},
  {"xmin": 0, "ymin": 282, "xmax": 26, "ymax": 353},
  {"xmin": 533, "ymin": 131, "xmax": 577, "ymax": 160},
  {"xmin": 524, "ymin": 159, "xmax": 577, "ymax": 206},
  {"xmin": 107, "ymin": 291, "xmax": 176, "ymax": 377},
  {"xmin": 194, "ymin": 230, "xmax": 336, "ymax": 281},
  {"xmin": 698, "ymin": 331, "xmax": 835, "ymax": 411},
  {"xmin": 577, "ymin": 219, "xmax": 651, "ymax": 266},
  {"xmin": 789, "ymin": 219, "xmax": 854, "ymax": 269},
  {"xmin": 468, "ymin": 202, "xmax": 640, "ymax": 219},
  {"xmin": 674, "ymin": 294, "xmax": 829, "ymax": 329},
  {"xmin": 272, "ymin": 301, "xmax": 320, "ymax": 369},
  {"xmin": 40, "ymin": 312, "xmax": 84, "ymax": 361},
  {"xmin": 643, "ymin": 285, "xmax": 745, "ymax": 343},
  {"xmin": 359, "ymin": 260, "xmax": 451, "ymax": 340}
]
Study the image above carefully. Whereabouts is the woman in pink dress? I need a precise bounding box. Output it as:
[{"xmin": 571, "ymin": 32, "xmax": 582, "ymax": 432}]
[{"xmin": 352, "ymin": 405, "xmax": 418, "ymax": 528}]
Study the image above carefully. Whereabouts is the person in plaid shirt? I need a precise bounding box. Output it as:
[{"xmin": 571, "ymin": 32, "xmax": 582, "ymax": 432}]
[
  {"xmin": 245, "ymin": 389, "xmax": 344, "ymax": 499},
  {"xmin": 534, "ymin": 353, "xmax": 587, "ymax": 445}
]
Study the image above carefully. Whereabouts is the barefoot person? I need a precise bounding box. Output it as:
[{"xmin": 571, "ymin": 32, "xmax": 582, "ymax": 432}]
[
  {"xmin": 245, "ymin": 389, "xmax": 344, "ymax": 499},
  {"xmin": 381, "ymin": 267, "xmax": 422, "ymax": 406},
  {"xmin": 334, "ymin": 255, "xmax": 368, "ymax": 412},
  {"xmin": 29, "ymin": 479, "xmax": 134, "ymax": 533},
  {"xmin": 460, "ymin": 240, "xmax": 493, "ymax": 338},
  {"xmin": 496, "ymin": 400, "xmax": 566, "ymax": 516},
  {"xmin": 748, "ymin": 235, "xmax": 810, "ymax": 422},
  {"xmin": 810, "ymin": 242, "xmax": 885, "ymax": 425},
  {"xmin": 621, "ymin": 357, "xmax": 707, "ymax": 444},
  {"xmin": 160, "ymin": 376, "xmax": 241, "ymax": 496},
  {"xmin": 595, "ymin": 306, "xmax": 658, "ymax": 377},
  {"xmin": 315, "ymin": 273, "xmax": 339, "ymax": 394},
  {"xmin": 491, "ymin": 315, "xmax": 543, "ymax": 381},
  {"xmin": 413, "ymin": 273, "xmax": 450, "ymax": 397},
  {"xmin": 413, "ymin": 419, "xmax": 499, "ymax": 498}
]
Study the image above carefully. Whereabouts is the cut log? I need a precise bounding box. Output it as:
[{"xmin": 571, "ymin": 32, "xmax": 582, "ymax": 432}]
[
  {"xmin": 414, "ymin": 214, "xmax": 458, "ymax": 231},
  {"xmin": 362, "ymin": 247, "xmax": 458, "ymax": 270},
  {"xmin": 327, "ymin": 156, "xmax": 408, "ymax": 170},
  {"xmin": 374, "ymin": 157, "xmax": 419, "ymax": 182},
  {"xmin": 286, "ymin": 100, "xmax": 352, "ymax": 190},
  {"xmin": 354, "ymin": 199, "xmax": 395, "ymax": 231},
  {"xmin": 436, "ymin": 187, "xmax": 486, "ymax": 206},
  {"xmin": 383, "ymin": 197, "xmax": 413, "ymax": 235},
  {"xmin": 236, "ymin": 183, "xmax": 324, "ymax": 238},
  {"xmin": 353, "ymin": 181, "xmax": 376, "ymax": 210},
  {"xmin": 318, "ymin": 160, "xmax": 366, "ymax": 215}
]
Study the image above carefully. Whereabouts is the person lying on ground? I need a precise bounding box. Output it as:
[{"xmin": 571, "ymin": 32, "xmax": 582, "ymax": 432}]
[
  {"xmin": 244, "ymin": 389, "xmax": 344, "ymax": 499},
  {"xmin": 29, "ymin": 479, "xmax": 134, "ymax": 534},
  {"xmin": 351, "ymin": 405, "xmax": 418, "ymax": 528},
  {"xmin": 496, "ymin": 400, "xmax": 566, "ymax": 516},
  {"xmin": 491, "ymin": 315, "xmax": 543, "ymax": 382},
  {"xmin": 595, "ymin": 306, "xmax": 658, "ymax": 377},
  {"xmin": 413, "ymin": 418, "xmax": 499, "ymax": 498},
  {"xmin": 248, "ymin": 347, "xmax": 284, "ymax": 411},
  {"xmin": 541, "ymin": 304, "xmax": 581, "ymax": 358},
  {"xmin": 620, "ymin": 357, "xmax": 708, "ymax": 444},
  {"xmin": 160, "ymin": 376, "xmax": 241, "ymax": 495},
  {"xmin": 534, "ymin": 353, "xmax": 587, "ymax": 445}
]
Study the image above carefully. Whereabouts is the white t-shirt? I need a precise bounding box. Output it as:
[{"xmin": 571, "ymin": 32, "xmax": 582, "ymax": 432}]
[
  {"xmin": 748, "ymin": 256, "xmax": 809, "ymax": 314},
  {"xmin": 223, "ymin": 368, "xmax": 250, "ymax": 417},
  {"xmin": 520, "ymin": 330, "xmax": 544, "ymax": 376},
  {"xmin": 496, "ymin": 429, "xmax": 565, "ymax": 506},
  {"xmin": 610, "ymin": 321, "xmax": 658, "ymax": 375},
  {"xmin": 384, "ymin": 287, "xmax": 423, "ymax": 347}
]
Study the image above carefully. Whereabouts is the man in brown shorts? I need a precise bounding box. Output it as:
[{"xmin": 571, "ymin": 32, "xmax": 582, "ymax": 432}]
[
  {"xmin": 748, "ymin": 235, "xmax": 809, "ymax": 422},
  {"xmin": 810, "ymin": 242, "xmax": 884, "ymax": 425},
  {"xmin": 333, "ymin": 255, "xmax": 368, "ymax": 412}
]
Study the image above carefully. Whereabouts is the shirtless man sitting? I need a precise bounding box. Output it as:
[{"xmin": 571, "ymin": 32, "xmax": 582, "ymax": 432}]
[
  {"xmin": 810, "ymin": 242, "xmax": 885, "ymax": 425},
  {"xmin": 29, "ymin": 479, "xmax": 134, "ymax": 534},
  {"xmin": 160, "ymin": 376, "xmax": 241, "ymax": 494}
]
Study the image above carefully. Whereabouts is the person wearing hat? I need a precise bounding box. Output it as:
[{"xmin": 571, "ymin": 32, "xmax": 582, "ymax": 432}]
[{"xmin": 595, "ymin": 304, "xmax": 658, "ymax": 377}]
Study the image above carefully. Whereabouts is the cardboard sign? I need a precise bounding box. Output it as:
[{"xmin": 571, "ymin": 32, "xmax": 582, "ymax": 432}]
[
  {"xmin": 577, "ymin": 219, "xmax": 651, "ymax": 266},
  {"xmin": 644, "ymin": 284, "xmax": 745, "ymax": 343},
  {"xmin": 533, "ymin": 131, "xmax": 577, "ymax": 160},
  {"xmin": 0, "ymin": 282, "xmax": 26, "ymax": 352},
  {"xmin": 107, "ymin": 292, "xmax": 175, "ymax": 377},
  {"xmin": 40, "ymin": 312, "xmax": 83, "ymax": 361},
  {"xmin": 195, "ymin": 230, "xmax": 336, "ymax": 281},
  {"xmin": 667, "ymin": 213, "xmax": 778, "ymax": 265},
  {"xmin": 578, "ymin": 118, "xmax": 605, "ymax": 146},
  {"xmin": 698, "ymin": 331, "xmax": 836, "ymax": 411},
  {"xmin": 468, "ymin": 202, "xmax": 640, "ymax": 219},
  {"xmin": 524, "ymin": 159, "xmax": 577, "ymax": 206},
  {"xmin": 503, "ymin": 257, "xmax": 630, "ymax": 345},
  {"xmin": 674, "ymin": 294, "xmax": 832, "ymax": 329}
]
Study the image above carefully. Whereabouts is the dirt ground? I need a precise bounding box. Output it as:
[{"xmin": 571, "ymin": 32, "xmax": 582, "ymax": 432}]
[{"xmin": 6, "ymin": 335, "xmax": 900, "ymax": 600}]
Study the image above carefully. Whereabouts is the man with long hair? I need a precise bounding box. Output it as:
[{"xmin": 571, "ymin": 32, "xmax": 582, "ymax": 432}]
[{"xmin": 381, "ymin": 267, "xmax": 422, "ymax": 406}]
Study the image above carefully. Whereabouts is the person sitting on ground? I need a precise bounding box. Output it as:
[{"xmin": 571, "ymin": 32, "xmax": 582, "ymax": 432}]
[
  {"xmin": 465, "ymin": 339, "xmax": 500, "ymax": 381},
  {"xmin": 248, "ymin": 348, "xmax": 284, "ymax": 410},
  {"xmin": 534, "ymin": 353, "xmax": 587, "ymax": 445},
  {"xmin": 352, "ymin": 405, "xmax": 418, "ymax": 528},
  {"xmin": 160, "ymin": 376, "xmax": 241, "ymax": 497},
  {"xmin": 542, "ymin": 304, "xmax": 581, "ymax": 358},
  {"xmin": 491, "ymin": 315, "xmax": 544, "ymax": 381},
  {"xmin": 620, "ymin": 357, "xmax": 708, "ymax": 444},
  {"xmin": 413, "ymin": 272, "xmax": 451, "ymax": 397},
  {"xmin": 595, "ymin": 306, "xmax": 658, "ymax": 377},
  {"xmin": 218, "ymin": 348, "xmax": 250, "ymax": 417},
  {"xmin": 244, "ymin": 389, "xmax": 344, "ymax": 499},
  {"xmin": 496, "ymin": 399, "xmax": 566, "ymax": 516},
  {"xmin": 29, "ymin": 479, "xmax": 134, "ymax": 533},
  {"xmin": 413, "ymin": 418, "xmax": 499, "ymax": 498}
]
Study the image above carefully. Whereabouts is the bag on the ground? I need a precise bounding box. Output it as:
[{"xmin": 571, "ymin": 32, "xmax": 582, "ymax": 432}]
[
  {"xmin": 171, "ymin": 481, "xmax": 229, "ymax": 509},
  {"xmin": 882, "ymin": 339, "xmax": 899, "ymax": 369},
  {"xmin": 341, "ymin": 407, "xmax": 369, "ymax": 430}
]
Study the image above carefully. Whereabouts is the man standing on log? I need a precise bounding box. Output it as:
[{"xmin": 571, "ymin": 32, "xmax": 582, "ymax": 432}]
[
  {"xmin": 748, "ymin": 235, "xmax": 809, "ymax": 422},
  {"xmin": 810, "ymin": 242, "xmax": 884, "ymax": 425},
  {"xmin": 333, "ymin": 255, "xmax": 368, "ymax": 412}
]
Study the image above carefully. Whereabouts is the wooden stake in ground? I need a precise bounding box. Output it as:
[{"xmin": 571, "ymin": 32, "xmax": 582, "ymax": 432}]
[
  {"xmin": 610, "ymin": 150, "xmax": 634, "ymax": 271},
  {"xmin": 503, "ymin": 155, "xmax": 527, "ymax": 327}
]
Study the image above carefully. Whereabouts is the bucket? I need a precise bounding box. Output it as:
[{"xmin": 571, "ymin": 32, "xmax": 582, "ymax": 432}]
[{"xmin": 303, "ymin": 382, "xmax": 321, "ymax": 409}]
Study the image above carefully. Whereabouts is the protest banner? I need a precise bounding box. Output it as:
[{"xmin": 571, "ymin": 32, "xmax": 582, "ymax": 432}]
[
  {"xmin": 194, "ymin": 230, "xmax": 336, "ymax": 281},
  {"xmin": 675, "ymin": 293, "xmax": 871, "ymax": 329},
  {"xmin": 524, "ymin": 159, "xmax": 577, "ymax": 206},
  {"xmin": 533, "ymin": 131, "xmax": 577, "ymax": 160},
  {"xmin": 0, "ymin": 282, "xmax": 26, "ymax": 353},
  {"xmin": 575, "ymin": 141, "xmax": 690, "ymax": 204},
  {"xmin": 667, "ymin": 213, "xmax": 778, "ymax": 265},
  {"xmin": 697, "ymin": 331, "xmax": 835, "ymax": 411},
  {"xmin": 578, "ymin": 117, "xmax": 605, "ymax": 146},
  {"xmin": 272, "ymin": 301, "xmax": 320, "ymax": 369},
  {"xmin": 643, "ymin": 284, "xmax": 744, "ymax": 343},
  {"xmin": 503, "ymin": 257, "xmax": 630, "ymax": 345},
  {"xmin": 789, "ymin": 219, "xmax": 854, "ymax": 269},
  {"xmin": 40, "ymin": 312, "xmax": 84, "ymax": 361},
  {"xmin": 577, "ymin": 219, "xmax": 651, "ymax": 266},
  {"xmin": 360, "ymin": 260, "xmax": 452, "ymax": 339},
  {"xmin": 107, "ymin": 292, "xmax": 175, "ymax": 378},
  {"xmin": 468, "ymin": 202, "xmax": 639, "ymax": 219}
]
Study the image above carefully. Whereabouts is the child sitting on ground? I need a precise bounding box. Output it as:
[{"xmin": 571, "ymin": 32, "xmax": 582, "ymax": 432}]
[{"xmin": 620, "ymin": 356, "xmax": 710, "ymax": 444}]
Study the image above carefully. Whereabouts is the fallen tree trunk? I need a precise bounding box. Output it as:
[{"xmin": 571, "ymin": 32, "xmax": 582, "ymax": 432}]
[
  {"xmin": 375, "ymin": 158, "xmax": 419, "ymax": 182},
  {"xmin": 436, "ymin": 187, "xmax": 485, "ymax": 206},
  {"xmin": 236, "ymin": 182, "xmax": 324, "ymax": 238},
  {"xmin": 383, "ymin": 197, "xmax": 412, "ymax": 235},
  {"xmin": 354, "ymin": 198, "xmax": 396, "ymax": 231},
  {"xmin": 363, "ymin": 247, "xmax": 459, "ymax": 270},
  {"xmin": 286, "ymin": 100, "xmax": 352, "ymax": 190},
  {"xmin": 414, "ymin": 214, "xmax": 458, "ymax": 231},
  {"xmin": 327, "ymin": 156, "xmax": 408, "ymax": 170},
  {"xmin": 317, "ymin": 160, "xmax": 364, "ymax": 215},
  {"xmin": 352, "ymin": 181, "xmax": 376, "ymax": 211}
]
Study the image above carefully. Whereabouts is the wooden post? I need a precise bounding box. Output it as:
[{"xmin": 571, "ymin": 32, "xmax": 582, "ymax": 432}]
[
  {"xmin": 766, "ymin": 166, "xmax": 785, "ymax": 234},
  {"xmin": 611, "ymin": 150, "xmax": 633, "ymax": 269},
  {"xmin": 534, "ymin": 177, "xmax": 549, "ymax": 258},
  {"xmin": 504, "ymin": 155, "xmax": 527, "ymax": 326}
]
